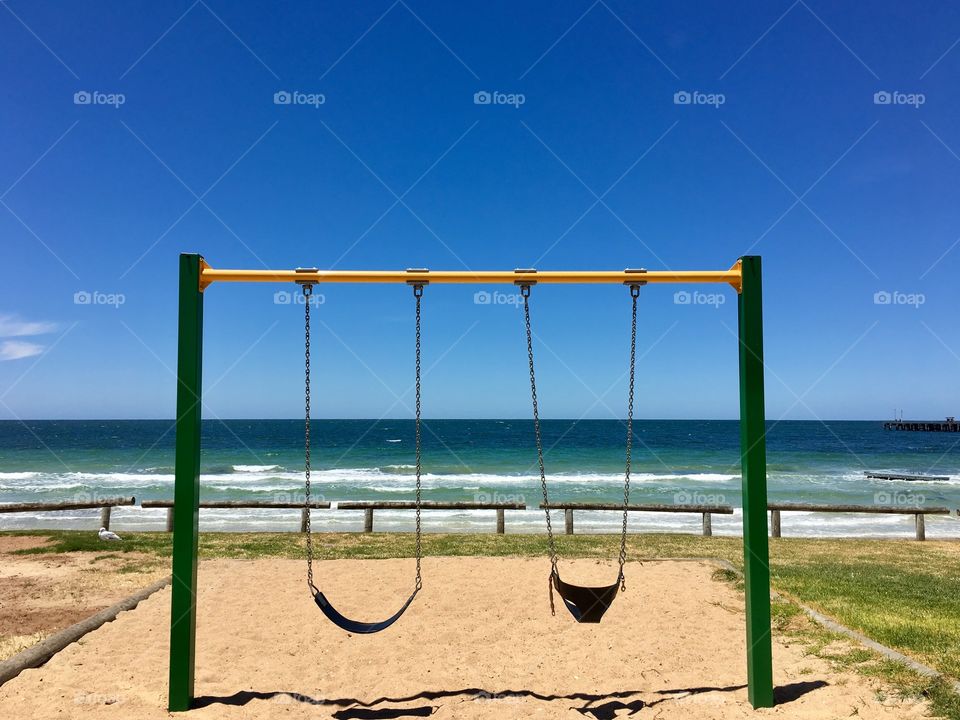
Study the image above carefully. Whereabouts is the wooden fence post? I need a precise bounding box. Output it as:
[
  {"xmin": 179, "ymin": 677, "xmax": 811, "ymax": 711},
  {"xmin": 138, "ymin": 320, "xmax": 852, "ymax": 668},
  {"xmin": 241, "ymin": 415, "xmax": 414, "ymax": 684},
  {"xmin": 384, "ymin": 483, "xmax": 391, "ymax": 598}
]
[
  {"xmin": 166, "ymin": 508, "xmax": 175, "ymax": 533},
  {"xmin": 496, "ymin": 508, "xmax": 505, "ymax": 534},
  {"xmin": 702, "ymin": 511, "xmax": 712, "ymax": 537},
  {"xmin": 99, "ymin": 506, "xmax": 111, "ymax": 530},
  {"xmin": 564, "ymin": 508, "xmax": 574, "ymax": 535},
  {"xmin": 915, "ymin": 513, "xmax": 925, "ymax": 541},
  {"xmin": 363, "ymin": 508, "xmax": 374, "ymax": 533},
  {"xmin": 770, "ymin": 510, "xmax": 781, "ymax": 538},
  {"xmin": 300, "ymin": 508, "xmax": 309, "ymax": 533}
]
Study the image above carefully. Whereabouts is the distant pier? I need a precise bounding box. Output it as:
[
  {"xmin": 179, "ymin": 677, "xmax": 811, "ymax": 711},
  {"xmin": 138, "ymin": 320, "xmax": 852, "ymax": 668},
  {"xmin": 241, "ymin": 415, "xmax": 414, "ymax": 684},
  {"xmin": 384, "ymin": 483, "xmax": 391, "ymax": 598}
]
[
  {"xmin": 865, "ymin": 471, "xmax": 949, "ymax": 482},
  {"xmin": 884, "ymin": 416, "xmax": 960, "ymax": 432}
]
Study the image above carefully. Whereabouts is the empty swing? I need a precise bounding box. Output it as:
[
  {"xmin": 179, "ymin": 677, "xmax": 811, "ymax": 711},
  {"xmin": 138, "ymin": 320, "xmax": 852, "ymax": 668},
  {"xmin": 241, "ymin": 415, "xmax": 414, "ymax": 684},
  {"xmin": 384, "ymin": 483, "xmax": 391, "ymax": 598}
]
[
  {"xmin": 518, "ymin": 273, "xmax": 644, "ymax": 623},
  {"xmin": 299, "ymin": 276, "xmax": 426, "ymax": 634}
]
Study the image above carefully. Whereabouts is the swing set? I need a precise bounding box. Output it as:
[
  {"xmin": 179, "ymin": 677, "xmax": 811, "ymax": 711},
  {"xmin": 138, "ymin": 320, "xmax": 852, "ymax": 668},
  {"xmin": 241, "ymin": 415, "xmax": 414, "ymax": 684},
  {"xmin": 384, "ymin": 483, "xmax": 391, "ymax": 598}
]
[{"xmin": 167, "ymin": 254, "xmax": 773, "ymax": 711}]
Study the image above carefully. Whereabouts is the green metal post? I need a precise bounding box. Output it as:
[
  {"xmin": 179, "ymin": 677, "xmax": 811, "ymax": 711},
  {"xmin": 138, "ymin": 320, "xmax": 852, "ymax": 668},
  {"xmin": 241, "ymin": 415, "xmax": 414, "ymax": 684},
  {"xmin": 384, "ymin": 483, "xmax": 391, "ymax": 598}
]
[
  {"xmin": 738, "ymin": 255, "xmax": 774, "ymax": 708},
  {"xmin": 168, "ymin": 254, "xmax": 204, "ymax": 712}
]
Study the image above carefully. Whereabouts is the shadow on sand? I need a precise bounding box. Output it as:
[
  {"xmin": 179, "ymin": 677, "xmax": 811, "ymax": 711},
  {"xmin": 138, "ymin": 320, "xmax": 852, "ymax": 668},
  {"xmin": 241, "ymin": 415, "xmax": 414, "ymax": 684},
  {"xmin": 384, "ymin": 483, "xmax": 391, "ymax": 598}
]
[{"xmin": 194, "ymin": 680, "xmax": 827, "ymax": 718}]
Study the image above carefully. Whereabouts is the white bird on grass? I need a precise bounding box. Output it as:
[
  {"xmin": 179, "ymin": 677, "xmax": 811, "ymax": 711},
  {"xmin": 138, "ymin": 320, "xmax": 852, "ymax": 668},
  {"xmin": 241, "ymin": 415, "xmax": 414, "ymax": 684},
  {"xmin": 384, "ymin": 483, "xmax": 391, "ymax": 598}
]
[{"xmin": 98, "ymin": 527, "xmax": 122, "ymax": 541}]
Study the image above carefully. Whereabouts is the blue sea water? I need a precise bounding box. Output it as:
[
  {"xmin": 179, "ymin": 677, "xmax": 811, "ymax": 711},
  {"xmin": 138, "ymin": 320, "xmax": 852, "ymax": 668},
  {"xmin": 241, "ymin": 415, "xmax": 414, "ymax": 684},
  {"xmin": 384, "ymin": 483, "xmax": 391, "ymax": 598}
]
[{"xmin": 0, "ymin": 420, "xmax": 958, "ymax": 538}]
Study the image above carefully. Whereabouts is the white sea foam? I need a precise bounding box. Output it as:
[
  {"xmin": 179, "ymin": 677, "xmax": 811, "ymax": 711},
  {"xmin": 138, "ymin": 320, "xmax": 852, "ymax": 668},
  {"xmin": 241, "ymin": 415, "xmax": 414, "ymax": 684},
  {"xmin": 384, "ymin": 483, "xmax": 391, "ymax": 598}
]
[
  {"xmin": 0, "ymin": 472, "xmax": 41, "ymax": 480},
  {"xmin": 631, "ymin": 472, "xmax": 738, "ymax": 483},
  {"xmin": 0, "ymin": 467, "xmax": 742, "ymax": 492}
]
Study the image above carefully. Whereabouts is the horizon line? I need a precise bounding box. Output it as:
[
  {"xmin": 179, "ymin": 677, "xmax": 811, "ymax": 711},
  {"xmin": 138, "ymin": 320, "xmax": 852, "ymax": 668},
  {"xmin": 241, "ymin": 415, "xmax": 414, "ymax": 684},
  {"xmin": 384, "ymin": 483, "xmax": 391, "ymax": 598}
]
[{"xmin": 0, "ymin": 417, "xmax": 895, "ymax": 423}]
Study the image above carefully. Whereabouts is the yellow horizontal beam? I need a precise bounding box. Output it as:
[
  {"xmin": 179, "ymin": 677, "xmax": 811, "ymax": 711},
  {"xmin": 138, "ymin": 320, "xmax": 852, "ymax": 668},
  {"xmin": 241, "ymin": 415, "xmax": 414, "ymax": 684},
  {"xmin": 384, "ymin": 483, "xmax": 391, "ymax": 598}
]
[{"xmin": 200, "ymin": 260, "xmax": 743, "ymax": 292}]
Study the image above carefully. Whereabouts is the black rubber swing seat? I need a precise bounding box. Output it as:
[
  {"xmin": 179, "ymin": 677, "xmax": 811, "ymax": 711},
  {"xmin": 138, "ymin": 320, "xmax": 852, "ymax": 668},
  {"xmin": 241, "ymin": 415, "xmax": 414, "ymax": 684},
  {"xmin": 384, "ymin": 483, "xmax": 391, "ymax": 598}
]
[
  {"xmin": 313, "ymin": 589, "xmax": 418, "ymax": 634},
  {"xmin": 551, "ymin": 572, "xmax": 620, "ymax": 623}
]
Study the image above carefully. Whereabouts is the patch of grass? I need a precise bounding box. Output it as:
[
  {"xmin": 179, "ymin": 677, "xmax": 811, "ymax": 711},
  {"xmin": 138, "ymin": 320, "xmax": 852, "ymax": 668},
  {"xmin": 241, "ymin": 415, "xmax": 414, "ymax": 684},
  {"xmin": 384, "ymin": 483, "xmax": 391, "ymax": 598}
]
[
  {"xmin": 751, "ymin": 586, "xmax": 960, "ymax": 718},
  {"xmin": 7, "ymin": 530, "xmax": 173, "ymax": 556},
  {"xmin": 0, "ymin": 632, "xmax": 46, "ymax": 659},
  {"xmin": 711, "ymin": 567, "xmax": 742, "ymax": 590},
  {"xmin": 768, "ymin": 554, "xmax": 960, "ymax": 681}
]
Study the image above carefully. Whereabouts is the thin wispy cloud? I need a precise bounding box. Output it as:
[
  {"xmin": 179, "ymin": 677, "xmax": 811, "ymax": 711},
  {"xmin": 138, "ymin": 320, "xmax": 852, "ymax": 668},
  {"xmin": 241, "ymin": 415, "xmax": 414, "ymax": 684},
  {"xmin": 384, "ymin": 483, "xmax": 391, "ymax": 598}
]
[
  {"xmin": 0, "ymin": 313, "xmax": 58, "ymax": 362},
  {"xmin": 0, "ymin": 340, "xmax": 45, "ymax": 361},
  {"xmin": 0, "ymin": 314, "xmax": 58, "ymax": 337}
]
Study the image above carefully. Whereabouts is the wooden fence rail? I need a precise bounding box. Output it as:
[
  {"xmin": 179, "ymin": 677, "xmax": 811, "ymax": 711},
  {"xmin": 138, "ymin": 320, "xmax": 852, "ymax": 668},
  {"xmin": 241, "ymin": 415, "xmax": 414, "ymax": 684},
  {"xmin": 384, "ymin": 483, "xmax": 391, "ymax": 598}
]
[
  {"xmin": 140, "ymin": 500, "xmax": 522, "ymax": 534},
  {"xmin": 337, "ymin": 501, "xmax": 527, "ymax": 534},
  {"xmin": 767, "ymin": 503, "xmax": 953, "ymax": 541},
  {"xmin": 539, "ymin": 503, "xmax": 735, "ymax": 537},
  {"xmin": 0, "ymin": 496, "xmax": 136, "ymax": 530},
  {"xmin": 3, "ymin": 498, "xmax": 957, "ymax": 540}
]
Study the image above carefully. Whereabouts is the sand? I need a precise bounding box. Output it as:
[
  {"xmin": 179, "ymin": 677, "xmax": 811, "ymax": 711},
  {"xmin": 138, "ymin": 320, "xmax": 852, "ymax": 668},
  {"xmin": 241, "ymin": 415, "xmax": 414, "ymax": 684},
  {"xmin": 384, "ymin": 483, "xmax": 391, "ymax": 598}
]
[
  {"xmin": 0, "ymin": 537, "xmax": 168, "ymax": 660},
  {"xmin": 0, "ymin": 557, "xmax": 929, "ymax": 719}
]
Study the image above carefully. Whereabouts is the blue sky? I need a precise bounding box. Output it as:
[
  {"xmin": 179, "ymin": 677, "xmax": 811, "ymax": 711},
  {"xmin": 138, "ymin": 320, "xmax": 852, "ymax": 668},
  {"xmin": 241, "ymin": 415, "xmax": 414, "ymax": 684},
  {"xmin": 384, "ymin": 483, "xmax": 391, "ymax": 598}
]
[{"xmin": 2, "ymin": 0, "xmax": 960, "ymax": 420}]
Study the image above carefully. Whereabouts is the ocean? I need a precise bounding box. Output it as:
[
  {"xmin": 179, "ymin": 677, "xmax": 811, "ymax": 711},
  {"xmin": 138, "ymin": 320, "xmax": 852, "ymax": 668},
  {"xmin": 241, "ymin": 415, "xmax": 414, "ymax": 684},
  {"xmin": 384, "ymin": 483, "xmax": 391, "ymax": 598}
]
[{"xmin": 1, "ymin": 419, "xmax": 958, "ymax": 538}]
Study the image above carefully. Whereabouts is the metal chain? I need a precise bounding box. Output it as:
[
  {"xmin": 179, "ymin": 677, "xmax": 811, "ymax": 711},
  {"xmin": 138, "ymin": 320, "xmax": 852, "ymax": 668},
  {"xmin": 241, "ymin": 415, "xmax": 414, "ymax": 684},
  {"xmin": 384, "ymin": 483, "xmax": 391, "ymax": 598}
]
[
  {"xmin": 413, "ymin": 284, "xmax": 424, "ymax": 591},
  {"xmin": 302, "ymin": 283, "xmax": 316, "ymax": 594},
  {"xmin": 521, "ymin": 285, "xmax": 558, "ymax": 584},
  {"xmin": 618, "ymin": 284, "xmax": 640, "ymax": 589},
  {"xmin": 303, "ymin": 282, "xmax": 423, "ymax": 596}
]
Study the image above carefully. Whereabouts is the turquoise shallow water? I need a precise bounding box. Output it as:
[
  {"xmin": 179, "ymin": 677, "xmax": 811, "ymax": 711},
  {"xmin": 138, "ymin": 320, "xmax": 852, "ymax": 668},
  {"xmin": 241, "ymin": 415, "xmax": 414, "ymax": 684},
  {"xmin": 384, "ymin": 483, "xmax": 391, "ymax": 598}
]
[{"xmin": 1, "ymin": 420, "xmax": 958, "ymax": 537}]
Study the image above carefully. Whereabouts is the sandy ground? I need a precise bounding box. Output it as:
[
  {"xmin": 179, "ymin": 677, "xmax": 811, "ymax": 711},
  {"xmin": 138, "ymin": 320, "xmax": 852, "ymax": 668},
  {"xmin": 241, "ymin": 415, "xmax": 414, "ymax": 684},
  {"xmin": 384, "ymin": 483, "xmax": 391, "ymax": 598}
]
[
  {"xmin": 0, "ymin": 557, "xmax": 930, "ymax": 719},
  {"xmin": 0, "ymin": 536, "xmax": 168, "ymax": 659}
]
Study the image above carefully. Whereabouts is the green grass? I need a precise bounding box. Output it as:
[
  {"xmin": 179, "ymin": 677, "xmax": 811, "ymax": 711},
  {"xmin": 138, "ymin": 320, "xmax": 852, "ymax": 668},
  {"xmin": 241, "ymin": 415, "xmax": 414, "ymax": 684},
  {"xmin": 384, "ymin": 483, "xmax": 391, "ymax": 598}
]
[
  {"xmin": 5, "ymin": 530, "xmax": 960, "ymax": 716},
  {"xmin": 759, "ymin": 587, "xmax": 960, "ymax": 720}
]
